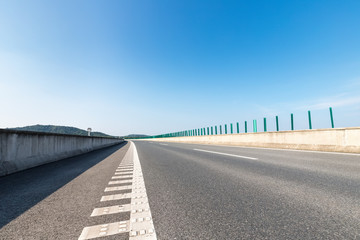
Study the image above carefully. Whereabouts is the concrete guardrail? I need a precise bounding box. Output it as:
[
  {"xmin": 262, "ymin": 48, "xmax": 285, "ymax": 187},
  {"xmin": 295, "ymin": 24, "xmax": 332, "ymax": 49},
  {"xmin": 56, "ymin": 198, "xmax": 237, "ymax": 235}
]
[
  {"xmin": 0, "ymin": 129, "xmax": 124, "ymax": 177},
  {"xmin": 145, "ymin": 127, "xmax": 360, "ymax": 154}
]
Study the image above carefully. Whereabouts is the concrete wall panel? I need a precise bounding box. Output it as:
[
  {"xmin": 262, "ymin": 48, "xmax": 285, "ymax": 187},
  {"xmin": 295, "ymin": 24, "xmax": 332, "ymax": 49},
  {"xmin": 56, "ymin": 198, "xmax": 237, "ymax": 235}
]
[
  {"xmin": 145, "ymin": 128, "xmax": 360, "ymax": 153},
  {"xmin": 0, "ymin": 130, "xmax": 123, "ymax": 177}
]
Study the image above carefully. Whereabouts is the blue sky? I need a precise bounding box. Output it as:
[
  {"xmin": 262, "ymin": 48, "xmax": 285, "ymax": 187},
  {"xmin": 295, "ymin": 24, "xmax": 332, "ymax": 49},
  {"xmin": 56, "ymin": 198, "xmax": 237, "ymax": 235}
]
[{"xmin": 1, "ymin": 0, "xmax": 360, "ymax": 136}]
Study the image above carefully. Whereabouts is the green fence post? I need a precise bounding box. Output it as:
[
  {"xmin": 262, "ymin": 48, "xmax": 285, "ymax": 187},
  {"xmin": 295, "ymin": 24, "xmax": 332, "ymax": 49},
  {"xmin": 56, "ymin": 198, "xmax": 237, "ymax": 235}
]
[
  {"xmin": 220, "ymin": 125, "xmax": 222, "ymax": 134},
  {"xmin": 308, "ymin": 110, "xmax": 312, "ymax": 129},
  {"xmin": 231, "ymin": 123, "xmax": 233, "ymax": 134},
  {"xmin": 276, "ymin": 116, "xmax": 279, "ymax": 131},
  {"xmin": 330, "ymin": 107, "xmax": 334, "ymax": 128},
  {"xmin": 264, "ymin": 118, "xmax": 267, "ymax": 132},
  {"xmin": 225, "ymin": 124, "xmax": 227, "ymax": 134},
  {"xmin": 245, "ymin": 121, "xmax": 247, "ymax": 133},
  {"xmin": 253, "ymin": 120, "xmax": 257, "ymax": 133},
  {"xmin": 215, "ymin": 126, "xmax": 218, "ymax": 135},
  {"xmin": 291, "ymin": 113, "xmax": 294, "ymax": 130},
  {"xmin": 237, "ymin": 122, "xmax": 239, "ymax": 133},
  {"xmin": 211, "ymin": 126, "xmax": 213, "ymax": 135},
  {"xmin": 207, "ymin": 127, "xmax": 209, "ymax": 135}
]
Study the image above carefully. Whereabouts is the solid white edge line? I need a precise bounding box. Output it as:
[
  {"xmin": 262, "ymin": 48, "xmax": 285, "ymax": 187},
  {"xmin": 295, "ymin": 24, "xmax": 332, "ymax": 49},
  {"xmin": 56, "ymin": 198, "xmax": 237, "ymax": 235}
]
[
  {"xmin": 129, "ymin": 141, "xmax": 157, "ymax": 239},
  {"xmin": 193, "ymin": 148, "xmax": 258, "ymax": 160}
]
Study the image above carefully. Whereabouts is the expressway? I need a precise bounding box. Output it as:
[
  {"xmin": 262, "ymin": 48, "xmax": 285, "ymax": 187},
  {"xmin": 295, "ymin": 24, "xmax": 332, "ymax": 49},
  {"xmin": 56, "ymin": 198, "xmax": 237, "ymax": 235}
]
[{"xmin": 0, "ymin": 140, "xmax": 359, "ymax": 239}]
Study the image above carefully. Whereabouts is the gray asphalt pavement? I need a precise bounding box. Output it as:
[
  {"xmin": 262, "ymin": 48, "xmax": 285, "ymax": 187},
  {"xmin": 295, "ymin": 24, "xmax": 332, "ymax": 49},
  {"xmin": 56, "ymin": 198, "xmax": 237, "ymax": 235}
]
[
  {"xmin": 1, "ymin": 140, "xmax": 359, "ymax": 239},
  {"xmin": 0, "ymin": 142, "xmax": 130, "ymax": 240},
  {"xmin": 135, "ymin": 141, "xmax": 360, "ymax": 240}
]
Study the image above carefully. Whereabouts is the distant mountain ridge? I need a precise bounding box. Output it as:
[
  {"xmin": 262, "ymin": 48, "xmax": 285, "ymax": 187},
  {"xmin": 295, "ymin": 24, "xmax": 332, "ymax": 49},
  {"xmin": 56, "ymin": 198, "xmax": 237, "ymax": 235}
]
[
  {"xmin": 125, "ymin": 134, "xmax": 150, "ymax": 138},
  {"xmin": 9, "ymin": 125, "xmax": 112, "ymax": 137}
]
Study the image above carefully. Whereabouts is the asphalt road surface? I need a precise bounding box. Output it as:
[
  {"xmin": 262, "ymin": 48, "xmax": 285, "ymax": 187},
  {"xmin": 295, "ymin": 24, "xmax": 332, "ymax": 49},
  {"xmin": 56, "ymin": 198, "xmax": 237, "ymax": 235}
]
[{"xmin": 1, "ymin": 140, "xmax": 359, "ymax": 239}]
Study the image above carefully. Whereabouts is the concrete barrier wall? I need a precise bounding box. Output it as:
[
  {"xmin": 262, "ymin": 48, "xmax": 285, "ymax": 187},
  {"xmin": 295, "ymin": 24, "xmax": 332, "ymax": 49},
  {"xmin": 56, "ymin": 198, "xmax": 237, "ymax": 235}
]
[
  {"xmin": 0, "ymin": 129, "xmax": 124, "ymax": 177},
  {"xmin": 145, "ymin": 127, "xmax": 360, "ymax": 153}
]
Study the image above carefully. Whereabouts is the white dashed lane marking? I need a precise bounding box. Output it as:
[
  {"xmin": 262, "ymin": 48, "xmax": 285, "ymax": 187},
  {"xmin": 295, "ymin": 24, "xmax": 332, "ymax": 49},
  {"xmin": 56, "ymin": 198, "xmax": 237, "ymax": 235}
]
[
  {"xmin": 112, "ymin": 175, "xmax": 132, "ymax": 179},
  {"xmin": 78, "ymin": 221, "xmax": 130, "ymax": 240},
  {"xmin": 116, "ymin": 168, "xmax": 133, "ymax": 172},
  {"xmin": 101, "ymin": 193, "xmax": 132, "ymax": 202},
  {"xmin": 108, "ymin": 179, "xmax": 133, "ymax": 185},
  {"xmin": 104, "ymin": 185, "xmax": 133, "ymax": 192},
  {"xmin": 90, "ymin": 204, "xmax": 131, "ymax": 217},
  {"xmin": 193, "ymin": 148, "xmax": 258, "ymax": 160},
  {"xmin": 114, "ymin": 172, "xmax": 133, "ymax": 176},
  {"xmin": 115, "ymin": 170, "xmax": 133, "ymax": 173},
  {"xmin": 78, "ymin": 142, "xmax": 157, "ymax": 240}
]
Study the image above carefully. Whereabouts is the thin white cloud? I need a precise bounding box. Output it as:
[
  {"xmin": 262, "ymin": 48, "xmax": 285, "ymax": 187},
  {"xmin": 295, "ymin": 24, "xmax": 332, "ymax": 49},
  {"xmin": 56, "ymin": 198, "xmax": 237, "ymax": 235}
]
[{"xmin": 303, "ymin": 96, "xmax": 360, "ymax": 110}]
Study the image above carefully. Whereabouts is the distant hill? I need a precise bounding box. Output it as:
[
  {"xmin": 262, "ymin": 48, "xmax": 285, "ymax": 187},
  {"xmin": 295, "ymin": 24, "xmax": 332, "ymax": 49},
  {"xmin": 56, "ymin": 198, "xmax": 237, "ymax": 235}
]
[
  {"xmin": 124, "ymin": 134, "xmax": 150, "ymax": 139},
  {"xmin": 10, "ymin": 125, "xmax": 112, "ymax": 137}
]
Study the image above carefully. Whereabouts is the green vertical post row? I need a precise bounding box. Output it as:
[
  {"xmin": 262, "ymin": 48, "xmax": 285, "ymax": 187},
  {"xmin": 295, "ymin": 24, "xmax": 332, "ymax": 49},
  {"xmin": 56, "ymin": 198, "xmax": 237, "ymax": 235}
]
[
  {"xmin": 330, "ymin": 107, "xmax": 334, "ymax": 128},
  {"xmin": 237, "ymin": 122, "xmax": 239, "ymax": 133},
  {"xmin": 225, "ymin": 124, "xmax": 227, "ymax": 134},
  {"xmin": 253, "ymin": 120, "xmax": 257, "ymax": 133},
  {"xmin": 263, "ymin": 118, "xmax": 267, "ymax": 132},
  {"xmin": 308, "ymin": 110, "xmax": 312, "ymax": 129},
  {"xmin": 245, "ymin": 121, "xmax": 248, "ymax": 133},
  {"xmin": 231, "ymin": 123, "xmax": 233, "ymax": 134},
  {"xmin": 291, "ymin": 113, "xmax": 294, "ymax": 130},
  {"xmin": 276, "ymin": 116, "xmax": 279, "ymax": 131}
]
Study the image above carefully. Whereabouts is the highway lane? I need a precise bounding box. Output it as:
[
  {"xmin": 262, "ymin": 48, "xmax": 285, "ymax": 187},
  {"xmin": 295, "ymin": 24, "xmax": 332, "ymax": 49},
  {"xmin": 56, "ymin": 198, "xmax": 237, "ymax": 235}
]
[
  {"xmin": 0, "ymin": 142, "xmax": 131, "ymax": 240},
  {"xmin": 1, "ymin": 139, "xmax": 359, "ymax": 239},
  {"xmin": 135, "ymin": 141, "xmax": 360, "ymax": 239}
]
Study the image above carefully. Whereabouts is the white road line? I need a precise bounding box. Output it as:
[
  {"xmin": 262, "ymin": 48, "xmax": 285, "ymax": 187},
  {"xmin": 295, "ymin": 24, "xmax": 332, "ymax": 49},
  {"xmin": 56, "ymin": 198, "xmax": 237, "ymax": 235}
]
[
  {"xmin": 117, "ymin": 167, "xmax": 133, "ymax": 170},
  {"xmin": 117, "ymin": 169, "xmax": 133, "ymax": 172},
  {"xmin": 174, "ymin": 142, "xmax": 360, "ymax": 156},
  {"xmin": 129, "ymin": 142, "xmax": 157, "ymax": 239},
  {"xmin": 105, "ymin": 185, "xmax": 132, "ymax": 192},
  {"xmin": 193, "ymin": 148, "xmax": 258, "ymax": 160},
  {"xmin": 91, "ymin": 204, "xmax": 131, "ymax": 217},
  {"xmin": 101, "ymin": 193, "xmax": 132, "ymax": 202},
  {"xmin": 109, "ymin": 180, "xmax": 133, "ymax": 185},
  {"xmin": 115, "ymin": 172, "xmax": 133, "ymax": 176},
  {"xmin": 78, "ymin": 221, "xmax": 130, "ymax": 240},
  {"xmin": 112, "ymin": 175, "xmax": 133, "ymax": 180},
  {"xmin": 79, "ymin": 142, "xmax": 156, "ymax": 240}
]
